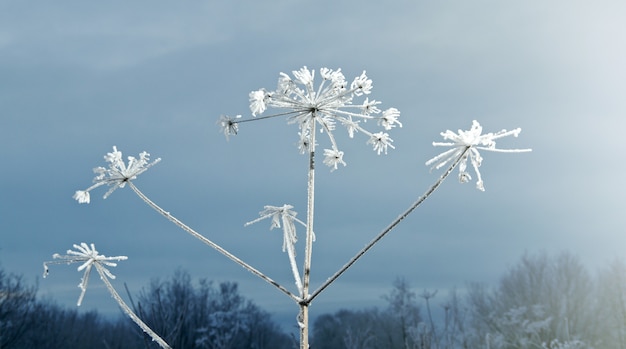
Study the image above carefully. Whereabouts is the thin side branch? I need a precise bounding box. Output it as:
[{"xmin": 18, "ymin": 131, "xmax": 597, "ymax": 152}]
[
  {"xmin": 96, "ymin": 264, "xmax": 172, "ymax": 349},
  {"xmin": 127, "ymin": 182, "xmax": 301, "ymax": 303},
  {"xmin": 307, "ymin": 147, "xmax": 470, "ymax": 303}
]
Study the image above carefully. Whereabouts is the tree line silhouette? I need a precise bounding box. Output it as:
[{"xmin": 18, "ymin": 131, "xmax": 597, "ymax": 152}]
[{"xmin": 3, "ymin": 251, "xmax": 626, "ymax": 348}]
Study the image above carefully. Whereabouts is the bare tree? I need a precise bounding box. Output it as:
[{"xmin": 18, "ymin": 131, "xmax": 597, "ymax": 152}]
[
  {"xmin": 131, "ymin": 269, "xmax": 291, "ymax": 349},
  {"xmin": 466, "ymin": 251, "xmax": 597, "ymax": 348},
  {"xmin": 0, "ymin": 267, "xmax": 37, "ymax": 348},
  {"xmin": 596, "ymin": 259, "xmax": 626, "ymax": 348},
  {"xmin": 382, "ymin": 277, "xmax": 423, "ymax": 349}
]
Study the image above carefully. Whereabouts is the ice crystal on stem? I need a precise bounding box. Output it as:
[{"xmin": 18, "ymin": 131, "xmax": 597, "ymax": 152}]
[
  {"xmin": 219, "ymin": 66, "xmax": 401, "ymax": 170},
  {"xmin": 425, "ymin": 120, "xmax": 532, "ymax": 191},
  {"xmin": 43, "ymin": 242, "xmax": 127, "ymax": 306},
  {"xmin": 245, "ymin": 205, "xmax": 311, "ymax": 295},
  {"xmin": 73, "ymin": 146, "xmax": 160, "ymax": 203}
]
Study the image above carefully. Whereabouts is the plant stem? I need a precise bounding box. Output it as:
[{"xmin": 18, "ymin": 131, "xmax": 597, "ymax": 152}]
[
  {"xmin": 300, "ymin": 119, "xmax": 317, "ymax": 349},
  {"xmin": 95, "ymin": 264, "xmax": 172, "ymax": 349},
  {"xmin": 307, "ymin": 147, "xmax": 470, "ymax": 303},
  {"xmin": 286, "ymin": 235, "xmax": 303, "ymax": 294},
  {"xmin": 127, "ymin": 182, "xmax": 300, "ymax": 303}
]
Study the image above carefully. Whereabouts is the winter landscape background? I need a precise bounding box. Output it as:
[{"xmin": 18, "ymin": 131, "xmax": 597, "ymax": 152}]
[{"xmin": 1, "ymin": 0, "xmax": 625, "ymax": 340}]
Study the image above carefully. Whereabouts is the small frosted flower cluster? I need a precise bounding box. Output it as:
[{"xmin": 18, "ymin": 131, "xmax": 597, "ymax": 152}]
[
  {"xmin": 426, "ymin": 120, "xmax": 532, "ymax": 191},
  {"xmin": 43, "ymin": 243, "xmax": 128, "ymax": 306},
  {"xmin": 244, "ymin": 204, "xmax": 310, "ymax": 253},
  {"xmin": 219, "ymin": 66, "xmax": 401, "ymax": 170},
  {"xmin": 245, "ymin": 204, "xmax": 311, "ymax": 293},
  {"xmin": 73, "ymin": 146, "xmax": 160, "ymax": 203}
]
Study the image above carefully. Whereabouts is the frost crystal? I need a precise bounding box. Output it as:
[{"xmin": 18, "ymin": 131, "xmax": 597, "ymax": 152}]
[
  {"xmin": 43, "ymin": 242, "xmax": 127, "ymax": 306},
  {"xmin": 219, "ymin": 66, "xmax": 401, "ymax": 169},
  {"xmin": 425, "ymin": 120, "xmax": 532, "ymax": 191},
  {"xmin": 73, "ymin": 146, "xmax": 160, "ymax": 203}
]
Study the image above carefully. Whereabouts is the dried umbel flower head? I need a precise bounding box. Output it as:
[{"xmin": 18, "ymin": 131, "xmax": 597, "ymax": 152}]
[
  {"xmin": 73, "ymin": 146, "xmax": 160, "ymax": 203},
  {"xmin": 43, "ymin": 243, "xmax": 127, "ymax": 306},
  {"xmin": 219, "ymin": 66, "xmax": 401, "ymax": 170},
  {"xmin": 426, "ymin": 120, "xmax": 532, "ymax": 191}
]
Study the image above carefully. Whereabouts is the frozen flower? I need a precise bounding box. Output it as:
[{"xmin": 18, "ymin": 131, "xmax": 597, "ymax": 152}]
[
  {"xmin": 323, "ymin": 148, "xmax": 347, "ymax": 171},
  {"xmin": 218, "ymin": 115, "xmax": 241, "ymax": 140},
  {"xmin": 220, "ymin": 66, "xmax": 400, "ymax": 169},
  {"xmin": 297, "ymin": 130, "xmax": 316, "ymax": 154},
  {"xmin": 425, "ymin": 120, "xmax": 532, "ymax": 191},
  {"xmin": 73, "ymin": 146, "xmax": 160, "ymax": 203},
  {"xmin": 73, "ymin": 190, "xmax": 90, "ymax": 204},
  {"xmin": 361, "ymin": 98, "xmax": 381, "ymax": 116},
  {"xmin": 351, "ymin": 71, "xmax": 373, "ymax": 96},
  {"xmin": 249, "ymin": 89, "xmax": 269, "ymax": 116},
  {"xmin": 368, "ymin": 132, "xmax": 395, "ymax": 155},
  {"xmin": 43, "ymin": 243, "xmax": 127, "ymax": 306},
  {"xmin": 379, "ymin": 108, "xmax": 402, "ymax": 130},
  {"xmin": 292, "ymin": 66, "xmax": 315, "ymax": 85},
  {"xmin": 341, "ymin": 116, "xmax": 360, "ymax": 138}
]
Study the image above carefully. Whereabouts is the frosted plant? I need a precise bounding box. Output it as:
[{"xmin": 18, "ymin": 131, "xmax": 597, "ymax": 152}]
[
  {"xmin": 219, "ymin": 66, "xmax": 402, "ymax": 168},
  {"xmin": 49, "ymin": 65, "xmax": 532, "ymax": 349},
  {"xmin": 245, "ymin": 204, "xmax": 311, "ymax": 294},
  {"xmin": 216, "ymin": 67, "xmax": 403, "ymax": 347},
  {"xmin": 73, "ymin": 146, "xmax": 161, "ymax": 203},
  {"xmin": 43, "ymin": 243, "xmax": 172, "ymax": 349},
  {"xmin": 220, "ymin": 69, "xmax": 403, "ymax": 305},
  {"xmin": 426, "ymin": 120, "xmax": 532, "ymax": 191}
]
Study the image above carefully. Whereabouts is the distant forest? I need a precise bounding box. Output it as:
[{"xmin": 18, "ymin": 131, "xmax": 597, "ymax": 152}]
[{"xmin": 2, "ymin": 251, "xmax": 626, "ymax": 348}]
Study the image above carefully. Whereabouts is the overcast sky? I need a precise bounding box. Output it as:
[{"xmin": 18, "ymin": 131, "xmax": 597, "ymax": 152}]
[{"xmin": 1, "ymin": 0, "xmax": 625, "ymax": 332}]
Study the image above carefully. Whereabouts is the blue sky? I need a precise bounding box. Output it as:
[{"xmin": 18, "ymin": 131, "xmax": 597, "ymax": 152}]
[{"xmin": 1, "ymin": 0, "xmax": 625, "ymax": 331}]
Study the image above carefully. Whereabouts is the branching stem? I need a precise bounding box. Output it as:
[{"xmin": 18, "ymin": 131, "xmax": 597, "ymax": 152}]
[
  {"xmin": 127, "ymin": 182, "xmax": 300, "ymax": 303},
  {"xmin": 307, "ymin": 147, "xmax": 470, "ymax": 303}
]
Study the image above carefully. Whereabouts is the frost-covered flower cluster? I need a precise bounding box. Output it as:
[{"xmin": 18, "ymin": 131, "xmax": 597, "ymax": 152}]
[
  {"xmin": 43, "ymin": 243, "xmax": 128, "ymax": 306},
  {"xmin": 219, "ymin": 66, "xmax": 401, "ymax": 170},
  {"xmin": 73, "ymin": 146, "xmax": 160, "ymax": 203},
  {"xmin": 244, "ymin": 204, "xmax": 311, "ymax": 294},
  {"xmin": 244, "ymin": 205, "xmax": 306, "ymax": 251},
  {"xmin": 426, "ymin": 120, "xmax": 532, "ymax": 191}
]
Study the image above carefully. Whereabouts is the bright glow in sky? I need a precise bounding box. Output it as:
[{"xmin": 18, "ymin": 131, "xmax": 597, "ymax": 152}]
[{"xmin": 1, "ymin": 0, "xmax": 625, "ymax": 331}]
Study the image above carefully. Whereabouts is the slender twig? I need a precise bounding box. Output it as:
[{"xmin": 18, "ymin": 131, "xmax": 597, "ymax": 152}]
[
  {"xmin": 127, "ymin": 182, "xmax": 301, "ymax": 303},
  {"xmin": 95, "ymin": 264, "xmax": 172, "ymax": 349},
  {"xmin": 307, "ymin": 147, "xmax": 470, "ymax": 303}
]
